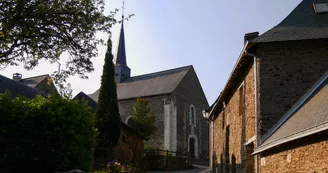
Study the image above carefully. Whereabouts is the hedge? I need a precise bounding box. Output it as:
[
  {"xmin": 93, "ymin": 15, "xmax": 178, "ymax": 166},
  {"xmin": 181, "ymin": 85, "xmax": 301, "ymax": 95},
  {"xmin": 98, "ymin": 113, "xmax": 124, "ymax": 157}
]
[{"xmin": 0, "ymin": 92, "xmax": 98, "ymax": 173}]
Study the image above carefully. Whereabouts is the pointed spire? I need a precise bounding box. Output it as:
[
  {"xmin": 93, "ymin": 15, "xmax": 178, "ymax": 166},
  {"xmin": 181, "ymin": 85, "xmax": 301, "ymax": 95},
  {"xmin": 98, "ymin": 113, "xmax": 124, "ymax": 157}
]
[
  {"xmin": 113, "ymin": 0, "xmax": 130, "ymax": 83},
  {"xmin": 114, "ymin": 0, "xmax": 127, "ymax": 66}
]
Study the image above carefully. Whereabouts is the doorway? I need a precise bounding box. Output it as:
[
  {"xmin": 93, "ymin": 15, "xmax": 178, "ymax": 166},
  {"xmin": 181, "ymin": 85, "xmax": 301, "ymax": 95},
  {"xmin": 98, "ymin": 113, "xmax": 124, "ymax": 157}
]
[
  {"xmin": 245, "ymin": 142, "xmax": 255, "ymax": 173},
  {"xmin": 189, "ymin": 138, "xmax": 195, "ymax": 158}
]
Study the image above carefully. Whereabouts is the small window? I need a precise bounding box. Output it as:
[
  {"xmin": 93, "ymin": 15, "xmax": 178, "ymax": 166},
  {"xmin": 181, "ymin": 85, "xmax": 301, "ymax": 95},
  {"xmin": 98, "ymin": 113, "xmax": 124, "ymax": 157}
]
[
  {"xmin": 239, "ymin": 85, "xmax": 245, "ymax": 116},
  {"xmin": 189, "ymin": 105, "xmax": 196, "ymax": 126},
  {"xmin": 313, "ymin": 2, "xmax": 328, "ymax": 14}
]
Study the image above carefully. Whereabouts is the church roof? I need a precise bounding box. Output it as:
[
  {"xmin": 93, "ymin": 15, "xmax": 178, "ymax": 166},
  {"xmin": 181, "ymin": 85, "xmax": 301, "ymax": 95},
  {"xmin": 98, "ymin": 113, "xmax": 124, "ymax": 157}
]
[
  {"xmin": 0, "ymin": 74, "xmax": 45, "ymax": 99},
  {"xmin": 88, "ymin": 65, "xmax": 192, "ymax": 101},
  {"xmin": 253, "ymin": 0, "xmax": 328, "ymax": 43},
  {"xmin": 254, "ymin": 72, "xmax": 328, "ymax": 154}
]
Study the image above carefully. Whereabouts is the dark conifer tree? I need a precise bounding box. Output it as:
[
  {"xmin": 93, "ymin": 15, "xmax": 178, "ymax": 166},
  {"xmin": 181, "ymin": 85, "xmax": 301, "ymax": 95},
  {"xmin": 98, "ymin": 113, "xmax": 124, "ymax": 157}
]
[{"xmin": 95, "ymin": 36, "xmax": 121, "ymax": 166}]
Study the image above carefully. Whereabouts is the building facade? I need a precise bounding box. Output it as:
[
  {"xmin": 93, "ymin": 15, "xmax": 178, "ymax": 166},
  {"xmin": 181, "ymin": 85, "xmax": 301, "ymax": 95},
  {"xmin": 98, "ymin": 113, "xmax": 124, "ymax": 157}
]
[{"xmin": 204, "ymin": 0, "xmax": 328, "ymax": 172}]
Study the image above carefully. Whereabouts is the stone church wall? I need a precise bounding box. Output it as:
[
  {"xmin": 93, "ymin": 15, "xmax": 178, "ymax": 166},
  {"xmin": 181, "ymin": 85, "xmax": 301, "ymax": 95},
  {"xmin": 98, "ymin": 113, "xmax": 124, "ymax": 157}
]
[
  {"xmin": 117, "ymin": 68, "xmax": 209, "ymax": 158},
  {"xmin": 174, "ymin": 68, "xmax": 209, "ymax": 159},
  {"xmin": 118, "ymin": 95, "xmax": 168, "ymax": 150}
]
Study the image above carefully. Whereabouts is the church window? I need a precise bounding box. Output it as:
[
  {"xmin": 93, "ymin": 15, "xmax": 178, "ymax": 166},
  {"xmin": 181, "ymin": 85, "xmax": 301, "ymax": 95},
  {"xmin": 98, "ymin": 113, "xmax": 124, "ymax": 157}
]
[{"xmin": 190, "ymin": 105, "xmax": 196, "ymax": 126}]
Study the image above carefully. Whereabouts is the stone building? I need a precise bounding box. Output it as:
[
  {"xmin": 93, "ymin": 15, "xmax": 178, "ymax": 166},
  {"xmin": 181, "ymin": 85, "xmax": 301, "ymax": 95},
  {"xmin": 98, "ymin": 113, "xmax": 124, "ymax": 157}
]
[
  {"xmin": 85, "ymin": 18, "xmax": 209, "ymax": 159},
  {"xmin": 204, "ymin": 0, "xmax": 328, "ymax": 172},
  {"xmin": 254, "ymin": 73, "xmax": 328, "ymax": 172}
]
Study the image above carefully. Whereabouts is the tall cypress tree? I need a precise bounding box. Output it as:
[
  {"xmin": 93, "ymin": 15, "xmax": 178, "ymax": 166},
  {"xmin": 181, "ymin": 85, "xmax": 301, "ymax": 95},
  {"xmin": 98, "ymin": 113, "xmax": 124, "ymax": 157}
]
[{"xmin": 95, "ymin": 36, "xmax": 121, "ymax": 165}]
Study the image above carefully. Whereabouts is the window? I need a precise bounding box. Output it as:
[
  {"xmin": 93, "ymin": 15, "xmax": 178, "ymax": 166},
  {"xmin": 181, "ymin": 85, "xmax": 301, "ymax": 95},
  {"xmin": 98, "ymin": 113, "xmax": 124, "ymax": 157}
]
[
  {"xmin": 239, "ymin": 84, "xmax": 245, "ymax": 116},
  {"xmin": 313, "ymin": 2, "xmax": 328, "ymax": 14},
  {"xmin": 189, "ymin": 105, "xmax": 196, "ymax": 126}
]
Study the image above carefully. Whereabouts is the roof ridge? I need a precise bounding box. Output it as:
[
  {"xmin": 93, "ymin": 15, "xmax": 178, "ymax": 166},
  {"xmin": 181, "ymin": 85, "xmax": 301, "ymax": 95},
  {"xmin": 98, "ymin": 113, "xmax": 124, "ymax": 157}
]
[
  {"xmin": 122, "ymin": 65, "xmax": 192, "ymax": 82},
  {"xmin": 20, "ymin": 74, "xmax": 49, "ymax": 80}
]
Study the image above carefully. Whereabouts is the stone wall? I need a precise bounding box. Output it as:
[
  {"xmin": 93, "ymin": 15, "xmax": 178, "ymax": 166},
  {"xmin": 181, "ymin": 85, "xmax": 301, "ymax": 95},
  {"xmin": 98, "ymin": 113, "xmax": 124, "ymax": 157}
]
[
  {"xmin": 257, "ymin": 39, "xmax": 328, "ymax": 137},
  {"xmin": 174, "ymin": 68, "xmax": 209, "ymax": 159},
  {"xmin": 260, "ymin": 131, "xmax": 328, "ymax": 173},
  {"xmin": 118, "ymin": 95, "xmax": 167, "ymax": 149},
  {"xmin": 212, "ymin": 61, "xmax": 256, "ymax": 173}
]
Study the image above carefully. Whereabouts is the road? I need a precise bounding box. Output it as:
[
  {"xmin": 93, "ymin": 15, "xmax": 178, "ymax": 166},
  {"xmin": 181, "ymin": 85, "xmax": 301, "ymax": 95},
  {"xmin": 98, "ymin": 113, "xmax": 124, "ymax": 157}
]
[{"xmin": 148, "ymin": 165, "xmax": 211, "ymax": 173}]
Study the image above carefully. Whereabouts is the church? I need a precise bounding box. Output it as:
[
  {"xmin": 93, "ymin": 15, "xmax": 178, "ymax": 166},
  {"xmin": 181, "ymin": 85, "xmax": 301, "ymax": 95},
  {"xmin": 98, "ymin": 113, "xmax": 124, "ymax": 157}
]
[{"xmin": 79, "ymin": 18, "xmax": 209, "ymax": 159}]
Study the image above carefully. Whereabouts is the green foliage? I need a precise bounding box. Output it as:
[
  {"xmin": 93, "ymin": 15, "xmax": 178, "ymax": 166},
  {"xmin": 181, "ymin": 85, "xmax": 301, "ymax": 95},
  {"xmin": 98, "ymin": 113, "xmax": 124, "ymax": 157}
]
[
  {"xmin": 107, "ymin": 162, "xmax": 122, "ymax": 172},
  {"xmin": 131, "ymin": 98, "xmax": 156, "ymax": 138},
  {"xmin": 0, "ymin": 92, "xmax": 98, "ymax": 173},
  {"xmin": 47, "ymin": 76, "xmax": 73, "ymax": 99},
  {"xmin": 95, "ymin": 37, "xmax": 120, "ymax": 161},
  {"xmin": 144, "ymin": 144, "xmax": 156, "ymax": 151},
  {"xmin": 0, "ymin": 0, "xmax": 117, "ymax": 80}
]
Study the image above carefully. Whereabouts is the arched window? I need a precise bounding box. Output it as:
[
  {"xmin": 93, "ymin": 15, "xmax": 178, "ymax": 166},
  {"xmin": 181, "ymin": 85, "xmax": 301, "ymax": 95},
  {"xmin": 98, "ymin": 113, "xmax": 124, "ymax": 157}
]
[{"xmin": 190, "ymin": 105, "xmax": 196, "ymax": 126}]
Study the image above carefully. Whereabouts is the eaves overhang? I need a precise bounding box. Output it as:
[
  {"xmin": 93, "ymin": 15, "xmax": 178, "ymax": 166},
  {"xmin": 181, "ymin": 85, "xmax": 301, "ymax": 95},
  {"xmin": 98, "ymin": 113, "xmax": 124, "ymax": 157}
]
[{"xmin": 208, "ymin": 41, "xmax": 255, "ymax": 120}]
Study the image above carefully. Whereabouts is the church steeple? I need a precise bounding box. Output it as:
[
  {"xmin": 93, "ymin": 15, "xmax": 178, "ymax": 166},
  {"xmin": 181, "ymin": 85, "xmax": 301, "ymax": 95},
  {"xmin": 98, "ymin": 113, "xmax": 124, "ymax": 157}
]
[
  {"xmin": 114, "ymin": 0, "xmax": 131, "ymax": 83},
  {"xmin": 114, "ymin": 14, "xmax": 127, "ymax": 66}
]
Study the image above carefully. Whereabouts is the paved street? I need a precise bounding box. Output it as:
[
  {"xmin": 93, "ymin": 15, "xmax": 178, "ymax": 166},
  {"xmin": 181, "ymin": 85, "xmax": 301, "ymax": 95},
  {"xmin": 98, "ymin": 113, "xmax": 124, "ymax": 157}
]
[{"xmin": 148, "ymin": 165, "xmax": 211, "ymax": 173}]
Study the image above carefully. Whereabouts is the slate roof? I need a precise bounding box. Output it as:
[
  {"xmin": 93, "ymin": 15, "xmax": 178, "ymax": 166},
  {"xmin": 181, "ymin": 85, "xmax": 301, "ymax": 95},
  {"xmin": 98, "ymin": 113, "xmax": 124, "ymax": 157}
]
[
  {"xmin": 88, "ymin": 65, "xmax": 192, "ymax": 101},
  {"xmin": 254, "ymin": 72, "xmax": 328, "ymax": 154},
  {"xmin": 253, "ymin": 0, "xmax": 328, "ymax": 43},
  {"xmin": 19, "ymin": 74, "xmax": 49, "ymax": 88},
  {"xmin": 0, "ymin": 74, "xmax": 44, "ymax": 99}
]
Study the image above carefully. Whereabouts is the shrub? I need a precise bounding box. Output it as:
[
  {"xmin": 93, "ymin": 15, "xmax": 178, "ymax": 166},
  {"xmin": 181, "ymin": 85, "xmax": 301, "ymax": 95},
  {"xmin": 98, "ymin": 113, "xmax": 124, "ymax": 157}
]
[{"xmin": 0, "ymin": 92, "xmax": 98, "ymax": 173}]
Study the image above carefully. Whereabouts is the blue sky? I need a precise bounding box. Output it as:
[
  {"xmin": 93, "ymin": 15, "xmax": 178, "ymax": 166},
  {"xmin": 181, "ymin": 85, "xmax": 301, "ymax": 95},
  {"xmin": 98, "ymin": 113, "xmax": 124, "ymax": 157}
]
[{"xmin": 1, "ymin": 0, "xmax": 301, "ymax": 105}]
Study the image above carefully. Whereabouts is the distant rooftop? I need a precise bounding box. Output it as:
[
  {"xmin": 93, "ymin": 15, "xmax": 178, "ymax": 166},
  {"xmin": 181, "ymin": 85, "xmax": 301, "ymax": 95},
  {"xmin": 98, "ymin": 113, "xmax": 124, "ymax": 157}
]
[
  {"xmin": 0, "ymin": 75, "xmax": 45, "ymax": 99},
  {"xmin": 19, "ymin": 74, "xmax": 49, "ymax": 88}
]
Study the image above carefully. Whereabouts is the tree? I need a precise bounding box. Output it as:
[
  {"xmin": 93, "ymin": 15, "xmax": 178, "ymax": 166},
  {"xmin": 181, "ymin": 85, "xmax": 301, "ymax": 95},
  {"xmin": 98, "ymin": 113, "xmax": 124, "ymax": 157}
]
[
  {"xmin": 0, "ymin": 92, "xmax": 97, "ymax": 173},
  {"xmin": 94, "ymin": 36, "xmax": 121, "ymax": 166},
  {"xmin": 130, "ymin": 98, "xmax": 157, "ymax": 163},
  {"xmin": 130, "ymin": 98, "xmax": 157, "ymax": 138},
  {"xmin": 0, "ymin": 0, "xmax": 117, "ymax": 80}
]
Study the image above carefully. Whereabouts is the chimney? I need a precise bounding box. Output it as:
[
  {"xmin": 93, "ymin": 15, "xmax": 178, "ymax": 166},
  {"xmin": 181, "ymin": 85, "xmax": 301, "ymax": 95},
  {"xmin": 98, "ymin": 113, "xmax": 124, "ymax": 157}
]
[
  {"xmin": 13, "ymin": 73, "xmax": 22, "ymax": 82},
  {"xmin": 244, "ymin": 32, "xmax": 259, "ymax": 45}
]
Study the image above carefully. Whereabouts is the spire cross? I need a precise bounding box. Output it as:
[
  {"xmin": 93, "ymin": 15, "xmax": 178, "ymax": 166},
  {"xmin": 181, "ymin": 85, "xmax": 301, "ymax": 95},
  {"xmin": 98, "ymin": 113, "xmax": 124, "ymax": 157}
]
[{"xmin": 122, "ymin": 0, "xmax": 125, "ymax": 21}]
